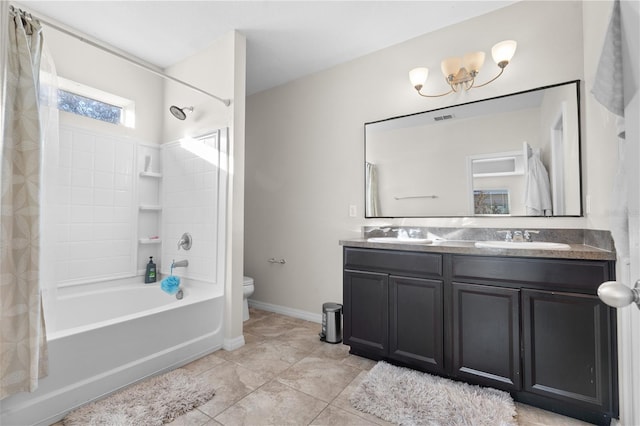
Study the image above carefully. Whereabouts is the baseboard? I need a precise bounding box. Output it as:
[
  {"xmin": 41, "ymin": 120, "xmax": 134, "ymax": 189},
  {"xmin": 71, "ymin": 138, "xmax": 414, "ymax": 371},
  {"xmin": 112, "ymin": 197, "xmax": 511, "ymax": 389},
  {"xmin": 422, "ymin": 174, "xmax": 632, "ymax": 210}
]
[
  {"xmin": 222, "ymin": 335, "xmax": 246, "ymax": 351},
  {"xmin": 248, "ymin": 299, "xmax": 322, "ymax": 324}
]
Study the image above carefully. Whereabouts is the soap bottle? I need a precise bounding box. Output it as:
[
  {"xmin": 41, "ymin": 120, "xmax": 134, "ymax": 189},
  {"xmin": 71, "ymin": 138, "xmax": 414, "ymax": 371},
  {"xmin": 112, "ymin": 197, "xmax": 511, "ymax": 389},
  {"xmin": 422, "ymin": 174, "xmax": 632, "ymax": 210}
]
[{"xmin": 145, "ymin": 257, "xmax": 157, "ymax": 283}]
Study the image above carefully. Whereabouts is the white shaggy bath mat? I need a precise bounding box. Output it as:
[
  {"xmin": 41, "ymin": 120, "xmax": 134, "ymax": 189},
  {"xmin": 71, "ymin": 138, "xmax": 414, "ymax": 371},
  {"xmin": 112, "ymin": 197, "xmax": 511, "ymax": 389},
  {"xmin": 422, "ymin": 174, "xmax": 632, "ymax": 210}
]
[
  {"xmin": 350, "ymin": 361, "xmax": 516, "ymax": 426},
  {"xmin": 62, "ymin": 369, "xmax": 215, "ymax": 425}
]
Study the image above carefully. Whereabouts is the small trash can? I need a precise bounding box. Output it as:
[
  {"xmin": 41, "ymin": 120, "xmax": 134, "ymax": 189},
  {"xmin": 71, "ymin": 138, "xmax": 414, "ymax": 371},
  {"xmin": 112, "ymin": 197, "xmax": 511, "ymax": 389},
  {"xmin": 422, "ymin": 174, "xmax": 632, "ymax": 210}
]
[{"xmin": 320, "ymin": 302, "xmax": 342, "ymax": 344}]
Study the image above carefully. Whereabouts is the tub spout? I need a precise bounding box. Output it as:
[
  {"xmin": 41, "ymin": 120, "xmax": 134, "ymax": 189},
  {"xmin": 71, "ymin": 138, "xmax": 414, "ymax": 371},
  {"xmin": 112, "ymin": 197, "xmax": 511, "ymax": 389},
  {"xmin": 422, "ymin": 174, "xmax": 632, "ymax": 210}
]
[{"xmin": 172, "ymin": 259, "xmax": 189, "ymax": 268}]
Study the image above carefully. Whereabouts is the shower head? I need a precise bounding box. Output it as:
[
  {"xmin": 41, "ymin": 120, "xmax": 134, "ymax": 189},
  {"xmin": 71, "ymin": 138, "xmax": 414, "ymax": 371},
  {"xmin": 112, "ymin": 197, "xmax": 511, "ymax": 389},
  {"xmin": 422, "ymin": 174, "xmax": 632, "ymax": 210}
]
[{"xmin": 169, "ymin": 105, "xmax": 193, "ymax": 120}]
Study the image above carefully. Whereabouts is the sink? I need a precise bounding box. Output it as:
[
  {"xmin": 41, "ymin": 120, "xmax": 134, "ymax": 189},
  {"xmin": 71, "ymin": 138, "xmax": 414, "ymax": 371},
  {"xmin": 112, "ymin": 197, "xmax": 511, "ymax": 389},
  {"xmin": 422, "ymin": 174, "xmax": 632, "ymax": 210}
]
[
  {"xmin": 474, "ymin": 241, "xmax": 571, "ymax": 250},
  {"xmin": 368, "ymin": 237, "xmax": 432, "ymax": 244}
]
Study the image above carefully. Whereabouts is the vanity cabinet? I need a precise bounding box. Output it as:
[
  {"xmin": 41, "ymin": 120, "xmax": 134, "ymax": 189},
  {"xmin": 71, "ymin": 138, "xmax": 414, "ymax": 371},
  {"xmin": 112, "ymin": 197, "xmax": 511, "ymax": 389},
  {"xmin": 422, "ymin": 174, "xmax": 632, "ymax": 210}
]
[
  {"xmin": 389, "ymin": 276, "xmax": 444, "ymax": 374},
  {"xmin": 342, "ymin": 247, "xmax": 617, "ymax": 425},
  {"xmin": 451, "ymin": 282, "xmax": 520, "ymax": 391},
  {"xmin": 521, "ymin": 289, "xmax": 614, "ymax": 418},
  {"xmin": 343, "ymin": 270, "xmax": 388, "ymax": 357},
  {"xmin": 343, "ymin": 248, "xmax": 444, "ymax": 373}
]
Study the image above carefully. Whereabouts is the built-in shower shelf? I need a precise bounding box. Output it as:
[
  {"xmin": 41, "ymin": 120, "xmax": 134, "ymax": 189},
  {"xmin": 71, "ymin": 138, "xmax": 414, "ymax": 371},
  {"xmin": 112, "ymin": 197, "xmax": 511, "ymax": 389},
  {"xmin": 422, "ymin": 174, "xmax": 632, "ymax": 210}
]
[
  {"xmin": 139, "ymin": 238, "xmax": 162, "ymax": 245},
  {"xmin": 139, "ymin": 171, "xmax": 162, "ymax": 178},
  {"xmin": 139, "ymin": 205, "xmax": 162, "ymax": 211}
]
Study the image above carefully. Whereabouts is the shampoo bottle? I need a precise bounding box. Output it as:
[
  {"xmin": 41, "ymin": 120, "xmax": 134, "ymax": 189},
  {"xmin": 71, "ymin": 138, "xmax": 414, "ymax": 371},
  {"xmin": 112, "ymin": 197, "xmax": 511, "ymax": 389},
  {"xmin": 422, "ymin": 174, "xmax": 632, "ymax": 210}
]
[{"xmin": 145, "ymin": 256, "xmax": 157, "ymax": 283}]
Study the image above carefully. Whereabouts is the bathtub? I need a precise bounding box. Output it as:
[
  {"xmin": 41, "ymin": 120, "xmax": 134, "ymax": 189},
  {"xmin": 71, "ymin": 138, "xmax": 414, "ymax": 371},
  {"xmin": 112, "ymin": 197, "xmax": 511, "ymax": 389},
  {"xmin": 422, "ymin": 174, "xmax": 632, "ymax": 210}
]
[{"xmin": 0, "ymin": 277, "xmax": 224, "ymax": 426}]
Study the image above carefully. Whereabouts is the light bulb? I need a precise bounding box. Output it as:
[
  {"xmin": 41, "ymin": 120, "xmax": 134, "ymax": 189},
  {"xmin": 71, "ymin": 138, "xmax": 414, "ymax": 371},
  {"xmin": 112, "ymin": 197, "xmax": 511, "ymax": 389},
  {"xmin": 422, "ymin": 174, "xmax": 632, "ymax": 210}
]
[
  {"xmin": 491, "ymin": 40, "xmax": 517, "ymax": 67},
  {"xmin": 409, "ymin": 67, "xmax": 429, "ymax": 90},
  {"xmin": 463, "ymin": 51, "xmax": 485, "ymax": 74},
  {"xmin": 441, "ymin": 57, "xmax": 462, "ymax": 79}
]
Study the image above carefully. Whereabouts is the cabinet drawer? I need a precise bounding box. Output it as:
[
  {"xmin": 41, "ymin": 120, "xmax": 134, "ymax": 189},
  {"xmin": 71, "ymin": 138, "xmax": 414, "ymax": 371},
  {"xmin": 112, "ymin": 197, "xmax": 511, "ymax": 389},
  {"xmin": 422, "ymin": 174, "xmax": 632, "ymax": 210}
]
[
  {"xmin": 452, "ymin": 255, "xmax": 612, "ymax": 293},
  {"xmin": 344, "ymin": 248, "xmax": 442, "ymax": 277}
]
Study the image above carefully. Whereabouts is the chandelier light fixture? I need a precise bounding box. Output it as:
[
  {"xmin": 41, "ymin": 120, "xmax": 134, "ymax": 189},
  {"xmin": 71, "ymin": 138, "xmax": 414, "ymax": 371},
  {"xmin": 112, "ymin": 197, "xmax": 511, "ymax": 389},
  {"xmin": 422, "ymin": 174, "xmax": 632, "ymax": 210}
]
[{"xmin": 409, "ymin": 40, "xmax": 517, "ymax": 98}]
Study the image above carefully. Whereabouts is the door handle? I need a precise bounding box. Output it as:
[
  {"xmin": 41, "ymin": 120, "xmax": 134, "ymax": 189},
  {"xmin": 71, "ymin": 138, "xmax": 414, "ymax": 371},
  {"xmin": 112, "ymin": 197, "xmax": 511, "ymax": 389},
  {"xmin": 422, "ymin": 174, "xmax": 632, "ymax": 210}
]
[{"xmin": 598, "ymin": 280, "xmax": 640, "ymax": 309}]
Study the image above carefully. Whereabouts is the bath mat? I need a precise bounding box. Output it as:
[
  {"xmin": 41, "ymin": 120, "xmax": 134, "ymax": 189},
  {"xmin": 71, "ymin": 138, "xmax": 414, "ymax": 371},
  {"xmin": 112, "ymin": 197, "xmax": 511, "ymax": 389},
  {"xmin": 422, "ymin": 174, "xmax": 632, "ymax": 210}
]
[
  {"xmin": 62, "ymin": 369, "xmax": 215, "ymax": 425},
  {"xmin": 350, "ymin": 361, "xmax": 516, "ymax": 426}
]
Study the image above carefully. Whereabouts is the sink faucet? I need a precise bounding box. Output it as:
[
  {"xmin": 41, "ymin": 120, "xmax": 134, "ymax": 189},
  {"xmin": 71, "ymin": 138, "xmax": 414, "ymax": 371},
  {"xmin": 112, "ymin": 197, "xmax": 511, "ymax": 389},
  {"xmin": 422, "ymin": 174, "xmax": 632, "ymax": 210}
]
[
  {"xmin": 512, "ymin": 231, "xmax": 524, "ymax": 242},
  {"xmin": 524, "ymin": 230, "xmax": 539, "ymax": 242},
  {"xmin": 497, "ymin": 230, "xmax": 513, "ymax": 242}
]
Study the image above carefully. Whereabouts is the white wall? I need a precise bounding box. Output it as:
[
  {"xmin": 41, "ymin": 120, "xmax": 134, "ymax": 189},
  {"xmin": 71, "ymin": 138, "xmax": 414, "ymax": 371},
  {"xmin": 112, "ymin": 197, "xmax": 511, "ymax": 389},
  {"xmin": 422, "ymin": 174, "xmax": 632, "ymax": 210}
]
[{"xmin": 245, "ymin": 1, "xmax": 617, "ymax": 315}]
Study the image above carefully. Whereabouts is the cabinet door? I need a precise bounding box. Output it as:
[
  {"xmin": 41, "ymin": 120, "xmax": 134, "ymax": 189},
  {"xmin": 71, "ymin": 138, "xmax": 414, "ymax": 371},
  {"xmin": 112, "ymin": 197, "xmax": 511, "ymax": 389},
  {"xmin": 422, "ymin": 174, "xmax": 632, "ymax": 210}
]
[
  {"xmin": 522, "ymin": 289, "xmax": 614, "ymax": 414},
  {"xmin": 343, "ymin": 270, "xmax": 388, "ymax": 357},
  {"xmin": 452, "ymin": 282, "xmax": 521, "ymax": 391},
  {"xmin": 389, "ymin": 276, "xmax": 444, "ymax": 374}
]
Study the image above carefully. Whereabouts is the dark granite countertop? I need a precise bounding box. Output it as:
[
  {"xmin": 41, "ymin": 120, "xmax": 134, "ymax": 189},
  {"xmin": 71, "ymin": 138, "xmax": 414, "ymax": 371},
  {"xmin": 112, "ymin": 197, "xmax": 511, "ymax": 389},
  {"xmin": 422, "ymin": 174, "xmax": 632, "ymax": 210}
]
[{"xmin": 340, "ymin": 227, "xmax": 617, "ymax": 261}]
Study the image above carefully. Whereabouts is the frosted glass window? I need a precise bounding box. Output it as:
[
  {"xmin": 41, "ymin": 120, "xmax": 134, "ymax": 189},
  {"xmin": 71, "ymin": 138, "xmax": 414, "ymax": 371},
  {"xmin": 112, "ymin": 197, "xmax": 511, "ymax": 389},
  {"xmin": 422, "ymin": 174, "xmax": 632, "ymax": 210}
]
[{"xmin": 57, "ymin": 89, "xmax": 122, "ymax": 125}]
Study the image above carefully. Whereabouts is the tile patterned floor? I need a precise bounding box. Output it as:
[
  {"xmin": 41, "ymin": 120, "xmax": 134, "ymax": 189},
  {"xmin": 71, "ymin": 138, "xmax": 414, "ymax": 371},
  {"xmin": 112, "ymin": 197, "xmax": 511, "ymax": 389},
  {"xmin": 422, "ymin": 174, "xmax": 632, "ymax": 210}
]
[{"xmin": 56, "ymin": 308, "xmax": 593, "ymax": 425}]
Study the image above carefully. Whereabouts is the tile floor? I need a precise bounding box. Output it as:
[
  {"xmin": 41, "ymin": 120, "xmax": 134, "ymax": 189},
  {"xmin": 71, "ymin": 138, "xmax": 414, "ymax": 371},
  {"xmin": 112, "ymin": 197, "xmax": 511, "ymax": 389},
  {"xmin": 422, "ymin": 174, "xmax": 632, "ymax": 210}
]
[
  {"xmin": 168, "ymin": 308, "xmax": 591, "ymax": 425},
  {"xmin": 57, "ymin": 308, "xmax": 593, "ymax": 425}
]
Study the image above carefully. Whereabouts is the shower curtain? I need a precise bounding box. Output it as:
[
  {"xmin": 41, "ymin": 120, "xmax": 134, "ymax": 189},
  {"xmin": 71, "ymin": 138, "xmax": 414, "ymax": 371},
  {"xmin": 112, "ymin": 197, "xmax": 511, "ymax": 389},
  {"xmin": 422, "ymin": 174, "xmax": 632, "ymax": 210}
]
[
  {"xmin": 365, "ymin": 162, "xmax": 380, "ymax": 217},
  {"xmin": 0, "ymin": 6, "xmax": 48, "ymax": 399}
]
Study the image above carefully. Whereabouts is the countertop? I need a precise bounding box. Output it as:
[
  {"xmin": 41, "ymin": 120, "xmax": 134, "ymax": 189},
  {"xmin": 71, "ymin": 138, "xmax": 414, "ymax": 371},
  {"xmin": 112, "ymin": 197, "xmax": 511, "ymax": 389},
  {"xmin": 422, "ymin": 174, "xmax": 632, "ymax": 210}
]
[{"xmin": 339, "ymin": 238, "xmax": 616, "ymax": 261}]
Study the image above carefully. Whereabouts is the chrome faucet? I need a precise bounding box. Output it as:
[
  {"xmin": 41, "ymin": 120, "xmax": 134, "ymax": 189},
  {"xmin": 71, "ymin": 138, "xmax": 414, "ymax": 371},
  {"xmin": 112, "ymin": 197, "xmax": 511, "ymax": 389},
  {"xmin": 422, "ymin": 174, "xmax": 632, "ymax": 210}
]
[
  {"xmin": 524, "ymin": 230, "xmax": 539, "ymax": 242},
  {"xmin": 177, "ymin": 232, "xmax": 192, "ymax": 250},
  {"xmin": 497, "ymin": 230, "xmax": 513, "ymax": 242},
  {"xmin": 172, "ymin": 259, "xmax": 189, "ymax": 268},
  {"xmin": 512, "ymin": 231, "xmax": 524, "ymax": 242},
  {"xmin": 397, "ymin": 229, "xmax": 409, "ymax": 239}
]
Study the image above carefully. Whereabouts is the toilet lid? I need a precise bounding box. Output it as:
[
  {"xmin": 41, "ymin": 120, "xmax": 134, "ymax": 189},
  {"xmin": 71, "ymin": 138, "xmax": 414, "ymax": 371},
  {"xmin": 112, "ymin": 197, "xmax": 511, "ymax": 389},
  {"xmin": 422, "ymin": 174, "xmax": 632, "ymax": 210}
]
[{"xmin": 243, "ymin": 276, "xmax": 254, "ymax": 286}]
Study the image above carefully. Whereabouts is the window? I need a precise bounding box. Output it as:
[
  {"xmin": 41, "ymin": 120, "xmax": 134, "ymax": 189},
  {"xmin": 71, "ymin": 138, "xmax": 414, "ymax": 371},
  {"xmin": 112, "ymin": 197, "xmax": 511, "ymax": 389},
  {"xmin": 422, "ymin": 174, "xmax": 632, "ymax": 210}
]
[
  {"xmin": 57, "ymin": 90, "xmax": 122, "ymax": 124},
  {"xmin": 474, "ymin": 189, "xmax": 510, "ymax": 215},
  {"xmin": 56, "ymin": 77, "xmax": 135, "ymax": 127}
]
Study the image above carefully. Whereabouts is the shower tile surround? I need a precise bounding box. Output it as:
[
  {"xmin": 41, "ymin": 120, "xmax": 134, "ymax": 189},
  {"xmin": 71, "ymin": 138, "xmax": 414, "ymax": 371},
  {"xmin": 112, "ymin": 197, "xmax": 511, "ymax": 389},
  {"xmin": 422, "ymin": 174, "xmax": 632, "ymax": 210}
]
[
  {"xmin": 50, "ymin": 125, "xmax": 225, "ymax": 285},
  {"xmin": 52, "ymin": 125, "xmax": 137, "ymax": 283},
  {"xmin": 161, "ymin": 136, "xmax": 222, "ymax": 282}
]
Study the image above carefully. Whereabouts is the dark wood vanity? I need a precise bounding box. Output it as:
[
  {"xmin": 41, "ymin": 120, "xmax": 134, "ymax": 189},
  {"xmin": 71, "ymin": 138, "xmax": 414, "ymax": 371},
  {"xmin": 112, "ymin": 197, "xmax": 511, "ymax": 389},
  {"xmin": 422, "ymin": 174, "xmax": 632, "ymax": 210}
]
[{"xmin": 342, "ymin": 243, "xmax": 618, "ymax": 425}]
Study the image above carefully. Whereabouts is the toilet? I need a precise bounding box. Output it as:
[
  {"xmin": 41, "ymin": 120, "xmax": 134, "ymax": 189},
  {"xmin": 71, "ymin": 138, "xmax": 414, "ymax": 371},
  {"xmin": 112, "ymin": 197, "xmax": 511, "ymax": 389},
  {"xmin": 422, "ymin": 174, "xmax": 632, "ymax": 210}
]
[{"xmin": 243, "ymin": 276, "xmax": 255, "ymax": 321}]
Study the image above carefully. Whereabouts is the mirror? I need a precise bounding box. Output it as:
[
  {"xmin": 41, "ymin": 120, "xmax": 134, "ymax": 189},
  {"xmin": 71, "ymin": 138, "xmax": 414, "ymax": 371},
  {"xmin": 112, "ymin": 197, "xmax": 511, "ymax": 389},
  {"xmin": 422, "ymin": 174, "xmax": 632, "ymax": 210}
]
[{"xmin": 365, "ymin": 81, "xmax": 582, "ymax": 218}]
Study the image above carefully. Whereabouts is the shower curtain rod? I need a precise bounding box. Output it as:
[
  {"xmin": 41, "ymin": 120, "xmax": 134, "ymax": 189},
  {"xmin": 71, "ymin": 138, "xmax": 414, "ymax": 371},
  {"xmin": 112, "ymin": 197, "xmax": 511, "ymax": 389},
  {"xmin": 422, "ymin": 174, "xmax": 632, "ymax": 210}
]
[{"xmin": 11, "ymin": 4, "xmax": 232, "ymax": 107}]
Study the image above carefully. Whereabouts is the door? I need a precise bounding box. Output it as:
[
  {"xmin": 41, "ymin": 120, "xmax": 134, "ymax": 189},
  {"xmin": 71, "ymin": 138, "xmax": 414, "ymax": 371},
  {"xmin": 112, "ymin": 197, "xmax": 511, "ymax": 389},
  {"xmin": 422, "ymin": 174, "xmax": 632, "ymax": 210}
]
[
  {"xmin": 522, "ymin": 289, "xmax": 614, "ymax": 414},
  {"xmin": 451, "ymin": 282, "xmax": 521, "ymax": 391},
  {"xmin": 597, "ymin": 2, "xmax": 639, "ymax": 424},
  {"xmin": 389, "ymin": 275, "xmax": 444, "ymax": 373},
  {"xmin": 343, "ymin": 270, "xmax": 388, "ymax": 357}
]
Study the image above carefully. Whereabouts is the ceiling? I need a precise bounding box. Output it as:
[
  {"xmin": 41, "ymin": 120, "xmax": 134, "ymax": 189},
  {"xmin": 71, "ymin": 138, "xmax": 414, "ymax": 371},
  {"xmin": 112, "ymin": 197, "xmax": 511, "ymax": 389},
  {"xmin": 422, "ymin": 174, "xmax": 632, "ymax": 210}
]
[{"xmin": 17, "ymin": 1, "xmax": 515, "ymax": 96}]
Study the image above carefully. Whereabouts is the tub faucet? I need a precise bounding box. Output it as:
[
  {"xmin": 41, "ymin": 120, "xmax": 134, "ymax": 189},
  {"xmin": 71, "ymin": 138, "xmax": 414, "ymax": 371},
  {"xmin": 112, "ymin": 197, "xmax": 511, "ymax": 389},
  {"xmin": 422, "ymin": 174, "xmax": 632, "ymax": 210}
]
[
  {"xmin": 177, "ymin": 232, "xmax": 192, "ymax": 250},
  {"xmin": 172, "ymin": 259, "xmax": 189, "ymax": 268}
]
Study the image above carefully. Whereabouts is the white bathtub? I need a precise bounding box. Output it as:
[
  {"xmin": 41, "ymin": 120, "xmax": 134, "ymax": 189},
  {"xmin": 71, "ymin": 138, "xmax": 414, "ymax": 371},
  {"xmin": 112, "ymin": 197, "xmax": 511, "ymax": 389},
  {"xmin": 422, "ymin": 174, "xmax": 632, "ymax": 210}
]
[{"xmin": 0, "ymin": 277, "xmax": 224, "ymax": 426}]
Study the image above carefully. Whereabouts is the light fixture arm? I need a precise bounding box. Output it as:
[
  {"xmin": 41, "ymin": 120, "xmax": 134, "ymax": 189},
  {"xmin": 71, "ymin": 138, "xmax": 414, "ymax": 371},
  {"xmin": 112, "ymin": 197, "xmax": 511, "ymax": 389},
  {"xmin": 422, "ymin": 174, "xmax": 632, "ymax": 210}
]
[
  {"xmin": 414, "ymin": 87, "xmax": 454, "ymax": 98},
  {"xmin": 469, "ymin": 64, "xmax": 506, "ymax": 89}
]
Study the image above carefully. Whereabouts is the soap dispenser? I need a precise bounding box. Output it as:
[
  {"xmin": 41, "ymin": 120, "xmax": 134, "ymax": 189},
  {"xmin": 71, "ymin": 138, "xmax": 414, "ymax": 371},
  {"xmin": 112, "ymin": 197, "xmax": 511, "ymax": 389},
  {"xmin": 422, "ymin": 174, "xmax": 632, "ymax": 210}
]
[{"xmin": 145, "ymin": 257, "xmax": 157, "ymax": 283}]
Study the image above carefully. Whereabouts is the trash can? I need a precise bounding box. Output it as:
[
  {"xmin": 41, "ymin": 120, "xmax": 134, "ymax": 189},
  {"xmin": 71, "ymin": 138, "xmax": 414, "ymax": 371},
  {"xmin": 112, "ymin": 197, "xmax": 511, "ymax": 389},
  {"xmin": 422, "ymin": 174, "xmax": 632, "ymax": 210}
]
[{"xmin": 320, "ymin": 302, "xmax": 342, "ymax": 344}]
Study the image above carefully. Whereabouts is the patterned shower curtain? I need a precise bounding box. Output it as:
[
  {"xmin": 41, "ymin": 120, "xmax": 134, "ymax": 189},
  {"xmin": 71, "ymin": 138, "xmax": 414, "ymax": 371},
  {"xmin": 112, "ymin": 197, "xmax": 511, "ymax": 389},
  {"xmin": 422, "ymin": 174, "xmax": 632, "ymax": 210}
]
[{"xmin": 0, "ymin": 6, "xmax": 48, "ymax": 399}]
